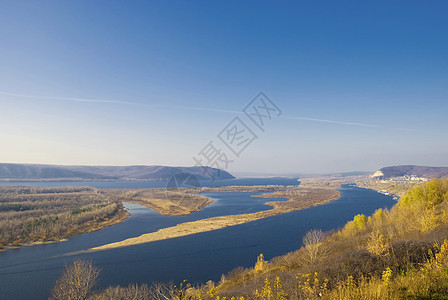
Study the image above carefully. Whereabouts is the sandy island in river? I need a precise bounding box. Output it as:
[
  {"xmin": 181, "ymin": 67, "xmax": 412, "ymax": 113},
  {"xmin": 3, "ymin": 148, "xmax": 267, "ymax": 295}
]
[{"xmin": 84, "ymin": 182, "xmax": 340, "ymax": 253}]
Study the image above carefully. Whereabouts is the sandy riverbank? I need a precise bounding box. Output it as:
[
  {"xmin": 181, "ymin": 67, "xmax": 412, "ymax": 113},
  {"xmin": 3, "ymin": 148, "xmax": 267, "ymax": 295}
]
[{"xmin": 84, "ymin": 187, "xmax": 340, "ymax": 253}]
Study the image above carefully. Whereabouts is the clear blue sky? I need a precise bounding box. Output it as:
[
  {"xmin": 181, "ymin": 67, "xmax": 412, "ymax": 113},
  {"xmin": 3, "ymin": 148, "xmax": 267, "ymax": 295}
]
[{"xmin": 0, "ymin": 0, "xmax": 447, "ymax": 175}]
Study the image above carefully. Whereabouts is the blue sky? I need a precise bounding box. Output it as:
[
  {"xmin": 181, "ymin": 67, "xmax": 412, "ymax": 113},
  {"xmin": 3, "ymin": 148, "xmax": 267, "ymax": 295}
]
[{"xmin": 0, "ymin": 1, "xmax": 447, "ymax": 175}]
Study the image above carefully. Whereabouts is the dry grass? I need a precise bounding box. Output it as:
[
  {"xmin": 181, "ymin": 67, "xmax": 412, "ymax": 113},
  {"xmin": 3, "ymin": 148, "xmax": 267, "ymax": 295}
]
[{"xmin": 205, "ymin": 179, "xmax": 448, "ymax": 299}]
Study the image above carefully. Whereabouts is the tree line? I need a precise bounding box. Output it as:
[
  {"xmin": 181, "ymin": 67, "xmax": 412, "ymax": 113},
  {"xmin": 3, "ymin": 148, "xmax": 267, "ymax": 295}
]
[{"xmin": 0, "ymin": 186, "xmax": 124, "ymax": 249}]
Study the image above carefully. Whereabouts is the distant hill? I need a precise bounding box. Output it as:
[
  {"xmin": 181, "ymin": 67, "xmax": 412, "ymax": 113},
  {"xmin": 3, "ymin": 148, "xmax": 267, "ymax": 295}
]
[
  {"xmin": 371, "ymin": 165, "xmax": 448, "ymax": 179},
  {"xmin": 0, "ymin": 163, "xmax": 234, "ymax": 181}
]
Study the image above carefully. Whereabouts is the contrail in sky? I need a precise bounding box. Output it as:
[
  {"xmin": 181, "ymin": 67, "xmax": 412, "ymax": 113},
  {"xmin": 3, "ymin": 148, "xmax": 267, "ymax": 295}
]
[
  {"xmin": 0, "ymin": 91, "xmax": 414, "ymax": 131},
  {"xmin": 281, "ymin": 116, "xmax": 378, "ymax": 128},
  {"xmin": 0, "ymin": 91, "xmax": 132, "ymax": 105},
  {"xmin": 0, "ymin": 91, "xmax": 241, "ymax": 114}
]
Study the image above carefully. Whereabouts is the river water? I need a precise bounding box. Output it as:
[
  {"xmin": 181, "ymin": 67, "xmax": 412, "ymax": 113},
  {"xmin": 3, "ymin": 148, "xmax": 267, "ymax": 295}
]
[{"xmin": 0, "ymin": 179, "xmax": 394, "ymax": 299}]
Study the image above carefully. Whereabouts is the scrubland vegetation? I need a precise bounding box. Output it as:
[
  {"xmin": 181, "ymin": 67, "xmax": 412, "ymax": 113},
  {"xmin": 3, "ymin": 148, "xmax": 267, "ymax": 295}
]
[
  {"xmin": 104, "ymin": 184, "xmax": 332, "ymax": 217},
  {"xmin": 58, "ymin": 178, "xmax": 448, "ymax": 299},
  {"xmin": 0, "ymin": 186, "xmax": 127, "ymax": 250},
  {"xmin": 112, "ymin": 185, "xmax": 287, "ymax": 216},
  {"xmin": 298, "ymin": 177, "xmax": 349, "ymax": 189},
  {"xmin": 106, "ymin": 188, "xmax": 213, "ymax": 216},
  {"xmin": 258, "ymin": 187, "xmax": 340, "ymax": 212},
  {"xmin": 85, "ymin": 185, "xmax": 340, "ymax": 252}
]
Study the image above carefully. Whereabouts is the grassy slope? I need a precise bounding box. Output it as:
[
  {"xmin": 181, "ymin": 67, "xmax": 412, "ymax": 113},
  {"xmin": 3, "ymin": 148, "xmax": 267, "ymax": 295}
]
[{"xmin": 203, "ymin": 178, "xmax": 448, "ymax": 299}]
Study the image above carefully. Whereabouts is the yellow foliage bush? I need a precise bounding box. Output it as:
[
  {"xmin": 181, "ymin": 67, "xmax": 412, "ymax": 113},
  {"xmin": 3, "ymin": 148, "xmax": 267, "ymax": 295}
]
[
  {"xmin": 399, "ymin": 178, "xmax": 448, "ymax": 210},
  {"xmin": 341, "ymin": 214, "xmax": 368, "ymax": 237},
  {"xmin": 254, "ymin": 254, "xmax": 267, "ymax": 272},
  {"xmin": 366, "ymin": 230, "xmax": 390, "ymax": 257}
]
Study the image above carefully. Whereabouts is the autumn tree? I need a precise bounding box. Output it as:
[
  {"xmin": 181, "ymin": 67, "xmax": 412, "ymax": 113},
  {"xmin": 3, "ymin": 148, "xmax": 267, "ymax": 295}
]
[
  {"xmin": 302, "ymin": 229, "xmax": 327, "ymax": 264},
  {"xmin": 51, "ymin": 259, "xmax": 100, "ymax": 300}
]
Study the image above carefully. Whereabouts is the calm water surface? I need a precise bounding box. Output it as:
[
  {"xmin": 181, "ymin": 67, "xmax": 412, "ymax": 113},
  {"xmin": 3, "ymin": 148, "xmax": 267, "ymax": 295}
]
[
  {"xmin": 0, "ymin": 179, "xmax": 394, "ymax": 299},
  {"xmin": 0, "ymin": 177, "xmax": 299, "ymax": 189}
]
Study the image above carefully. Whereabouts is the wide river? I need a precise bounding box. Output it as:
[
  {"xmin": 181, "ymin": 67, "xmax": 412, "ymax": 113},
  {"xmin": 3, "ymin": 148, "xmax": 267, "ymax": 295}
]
[{"xmin": 0, "ymin": 178, "xmax": 395, "ymax": 299}]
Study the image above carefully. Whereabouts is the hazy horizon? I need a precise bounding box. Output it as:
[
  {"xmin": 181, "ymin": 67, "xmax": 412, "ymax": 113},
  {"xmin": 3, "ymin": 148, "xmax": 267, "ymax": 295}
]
[{"xmin": 1, "ymin": 1, "xmax": 447, "ymax": 174}]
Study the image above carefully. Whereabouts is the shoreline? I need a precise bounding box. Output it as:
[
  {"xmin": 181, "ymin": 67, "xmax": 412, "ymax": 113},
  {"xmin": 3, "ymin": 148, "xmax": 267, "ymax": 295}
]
[
  {"xmin": 79, "ymin": 187, "xmax": 340, "ymax": 253},
  {"xmin": 354, "ymin": 178, "xmax": 419, "ymax": 198},
  {"xmin": 105, "ymin": 185, "xmax": 288, "ymax": 216},
  {"xmin": 0, "ymin": 206, "xmax": 130, "ymax": 253},
  {"xmin": 1, "ymin": 183, "xmax": 338, "ymax": 254}
]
